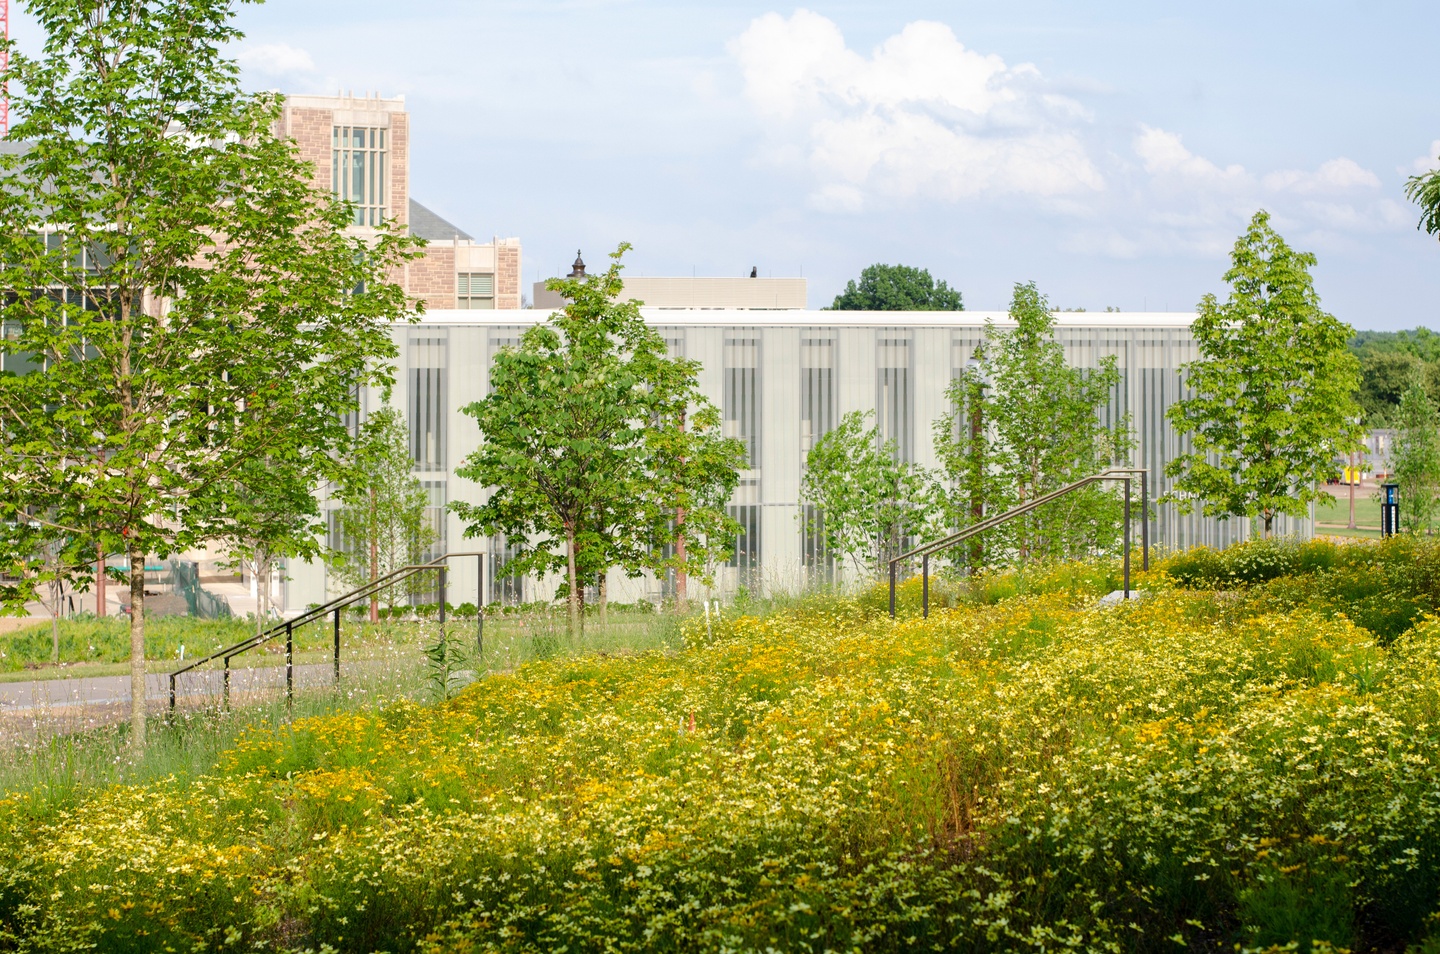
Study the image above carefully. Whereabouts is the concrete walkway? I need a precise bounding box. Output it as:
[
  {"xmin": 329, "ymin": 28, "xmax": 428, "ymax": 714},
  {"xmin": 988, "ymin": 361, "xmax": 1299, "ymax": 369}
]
[{"xmin": 0, "ymin": 662, "xmax": 343, "ymax": 712}]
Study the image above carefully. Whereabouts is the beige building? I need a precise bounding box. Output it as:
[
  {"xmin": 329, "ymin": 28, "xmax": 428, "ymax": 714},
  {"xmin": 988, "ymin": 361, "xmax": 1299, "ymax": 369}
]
[
  {"xmin": 533, "ymin": 253, "xmax": 806, "ymax": 310},
  {"xmin": 280, "ymin": 93, "xmax": 522, "ymax": 310}
]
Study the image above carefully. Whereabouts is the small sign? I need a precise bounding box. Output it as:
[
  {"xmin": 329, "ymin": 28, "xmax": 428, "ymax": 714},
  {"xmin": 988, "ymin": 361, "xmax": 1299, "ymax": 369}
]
[{"xmin": 1381, "ymin": 482, "xmax": 1400, "ymax": 538}]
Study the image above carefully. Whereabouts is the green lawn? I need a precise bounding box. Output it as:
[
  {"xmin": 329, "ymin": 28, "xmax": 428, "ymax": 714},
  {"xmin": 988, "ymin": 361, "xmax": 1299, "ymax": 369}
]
[
  {"xmin": 1315, "ymin": 490, "xmax": 1382, "ymax": 528},
  {"xmin": 0, "ymin": 610, "xmax": 684, "ymax": 683}
]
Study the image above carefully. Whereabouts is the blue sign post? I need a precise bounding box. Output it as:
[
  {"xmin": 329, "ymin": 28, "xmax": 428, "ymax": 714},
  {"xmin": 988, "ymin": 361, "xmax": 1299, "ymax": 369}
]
[{"xmin": 1381, "ymin": 482, "xmax": 1400, "ymax": 538}]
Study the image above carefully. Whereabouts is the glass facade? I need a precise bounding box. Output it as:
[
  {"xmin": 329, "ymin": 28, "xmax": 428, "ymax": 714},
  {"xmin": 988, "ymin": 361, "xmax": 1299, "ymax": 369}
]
[
  {"xmin": 332, "ymin": 126, "xmax": 388, "ymax": 226},
  {"xmin": 408, "ymin": 333, "xmax": 447, "ymax": 472}
]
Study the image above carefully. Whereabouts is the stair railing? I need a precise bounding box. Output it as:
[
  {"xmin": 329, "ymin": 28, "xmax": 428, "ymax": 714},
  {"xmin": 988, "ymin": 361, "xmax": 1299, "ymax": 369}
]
[
  {"xmin": 168, "ymin": 551, "xmax": 487, "ymax": 712},
  {"xmin": 888, "ymin": 468, "xmax": 1149, "ymax": 618}
]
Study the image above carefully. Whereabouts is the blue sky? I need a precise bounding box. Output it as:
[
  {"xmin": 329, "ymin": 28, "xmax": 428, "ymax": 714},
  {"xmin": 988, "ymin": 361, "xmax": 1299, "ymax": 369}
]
[{"xmin": 25, "ymin": 1, "xmax": 1440, "ymax": 327}]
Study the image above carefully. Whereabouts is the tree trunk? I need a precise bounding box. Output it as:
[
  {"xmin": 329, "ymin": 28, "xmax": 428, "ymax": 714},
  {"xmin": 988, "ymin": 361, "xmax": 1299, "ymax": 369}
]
[
  {"xmin": 129, "ymin": 546, "xmax": 146, "ymax": 748},
  {"xmin": 598, "ymin": 571, "xmax": 608, "ymax": 628},
  {"xmin": 675, "ymin": 506, "xmax": 688, "ymax": 605},
  {"xmin": 369, "ymin": 486, "xmax": 379, "ymax": 624},
  {"xmin": 565, "ymin": 522, "xmax": 580, "ymax": 638},
  {"xmin": 96, "ymin": 543, "xmax": 106, "ymax": 618},
  {"xmin": 50, "ymin": 580, "xmax": 60, "ymax": 665}
]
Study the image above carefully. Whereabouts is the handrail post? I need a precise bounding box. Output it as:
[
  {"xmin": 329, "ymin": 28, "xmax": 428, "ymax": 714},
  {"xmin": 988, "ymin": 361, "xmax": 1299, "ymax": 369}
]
[
  {"xmin": 889, "ymin": 561, "xmax": 897, "ymax": 619},
  {"xmin": 437, "ymin": 565, "xmax": 448, "ymax": 659},
  {"xmin": 1123, "ymin": 478, "xmax": 1132, "ymax": 600},
  {"xmin": 1141, "ymin": 469, "xmax": 1150, "ymax": 571},
  {"xmin": 223, "ymin": 656, "xmax": 230, "ymax": 711},
  {"xmin": 168, "ymin": 673, "xmax": 175, "ymax": 714},
  {"xmin": 922, "ymin": 554, "xmax": 930, "ymax": 619},
  {"xmin": 285, "ymin": 621, "xmax": 293, "ymax": 712},
  {"xmin": 333, "ymin": 608, "xmax": 341, "ymax": 686}
]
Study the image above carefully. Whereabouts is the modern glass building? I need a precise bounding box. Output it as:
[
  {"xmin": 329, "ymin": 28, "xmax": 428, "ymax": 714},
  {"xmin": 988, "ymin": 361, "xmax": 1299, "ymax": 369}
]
[{"xmin": 286, "ymin": 307, "xmax": 1313, "ymax": 609}]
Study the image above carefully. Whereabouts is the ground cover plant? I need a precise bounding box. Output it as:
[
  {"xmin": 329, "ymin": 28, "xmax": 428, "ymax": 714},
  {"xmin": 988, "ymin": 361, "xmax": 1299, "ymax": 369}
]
[{"xmin": 4, "ymin": 542, "xmax": 1440, "ymax": 951}]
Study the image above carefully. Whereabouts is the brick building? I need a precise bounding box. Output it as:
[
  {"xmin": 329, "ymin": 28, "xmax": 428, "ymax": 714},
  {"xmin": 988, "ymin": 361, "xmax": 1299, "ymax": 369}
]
[{"xmin": 279, "ymin": 93, "xmax": 522, "ymax": 310}]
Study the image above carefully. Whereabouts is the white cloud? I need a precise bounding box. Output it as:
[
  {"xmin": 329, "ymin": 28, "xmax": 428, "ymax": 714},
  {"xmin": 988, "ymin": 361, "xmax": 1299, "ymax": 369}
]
[
  {"xmin": 1133, "ymin": 125, "xmax": 1250, "ymax": 188},
  {"xmin": 236, "ymin": 43, "xmax": 318, "ymax": 77},
  {"xmin": 1409, "ymin": 140, "xmax": 1440, "ymax": 175},
  {"xmin": 729, "ymin": 11, "xmax": 1103, "ymax": 211},
  {"xmin": 1263, "ymin": 157, "xmax": 1380, "ymax": 194}
]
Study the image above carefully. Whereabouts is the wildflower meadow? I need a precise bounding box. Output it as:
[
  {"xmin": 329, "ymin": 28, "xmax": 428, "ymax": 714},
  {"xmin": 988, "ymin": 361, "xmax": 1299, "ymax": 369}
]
[{"xmin": 3, "ymin": 539, "xmax": 1440, "ymax": 952}]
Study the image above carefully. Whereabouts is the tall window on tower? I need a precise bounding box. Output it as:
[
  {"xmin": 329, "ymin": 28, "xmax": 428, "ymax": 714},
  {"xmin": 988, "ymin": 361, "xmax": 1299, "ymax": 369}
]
[{"xmin": 332, "ymin": 126, "xmax": 388, "ymax": 226}]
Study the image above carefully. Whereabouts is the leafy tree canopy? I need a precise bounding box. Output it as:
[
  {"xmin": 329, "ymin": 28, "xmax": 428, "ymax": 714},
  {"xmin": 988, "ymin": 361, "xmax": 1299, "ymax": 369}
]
[
  {"xmin": 0, "ymin": 0, "xmax": 418, "ymax": 744},
  {"xmin": 453, "ymin": 245, "xmax": 743, "ymax": 633},
  {"xmin": 799, "ymin": 411, "xmax": 940, "ymax": 578},
  {"xmin": 1406, "ymin": 148, "xmax": 1440, "ymax": 240},
  {"xmin": 1165, "ymin": 211, "xmax": 1362, "ymax": 537},
  {"xmin": 829, "ymin": 263, "xmax": 963, "ymax": 311},
  {"xmin": 933, "ymin": 282, "xmax": 1132, "ymax": 567}
]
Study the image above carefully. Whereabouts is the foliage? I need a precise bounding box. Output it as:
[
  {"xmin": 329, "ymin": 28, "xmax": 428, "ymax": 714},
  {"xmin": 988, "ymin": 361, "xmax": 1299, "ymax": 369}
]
[
  {"xmin": 1159, "ymin": 535, "xmax": 1440, "ymax": 643},
  {"xmin": 0, "ymin": 0, "xmax": 418, "ymax": 745},
  {"xmin": 328, "ymin": 407, "xmax": 436, "ymax": 611},
  {"xmin": 799, "ymin": 410, "xmax": 940, "ymax": 577},
  {"xmin": 0, "ymin": 616, "xmax": 253, "ymax": 671},
  {"xmin": 934, "ymin": 281, "xmax": 1133, "ymax": 567},
  {"xmin": 1357, "ymin": 350, "xmax": 1427, "ymax": 424},
  {"xmin": 453, "ymin": 245, "xmax": 743, "ymax": 634},
  {"xmin": 1391, "ymin": 375, "xmax": 1440, "ymax": 534},
  {"xmin": 11, "ymin": 542, "xmax": 1440, "ymax": 949},
  {"xmin": 1166, "ymin": 211, "xmax": 1363, "ymax": 537},
  {"xmin": 1406, "ymin": 147, "xmax": 1440, "ymax": 239},
  {"xmin": 829, "ymin": 262, "xmax": 964, "ymax": 311}
]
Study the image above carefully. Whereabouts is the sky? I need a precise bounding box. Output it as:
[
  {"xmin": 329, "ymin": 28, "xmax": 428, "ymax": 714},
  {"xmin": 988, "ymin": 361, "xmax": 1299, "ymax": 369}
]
[{"xmin": 21, "ymin": 1, "xmax": 1440, "ymax": 327}]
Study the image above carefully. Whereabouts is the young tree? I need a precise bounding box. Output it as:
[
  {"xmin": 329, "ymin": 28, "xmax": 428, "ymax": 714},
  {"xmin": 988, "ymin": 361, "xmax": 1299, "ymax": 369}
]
[
  {"xmin": 328, "ymin": 407, "xmax": 435, "ymax": 616},
  {"xmin": 454, "ymin": 245, "xmax": 743, "ymax": 635},
  {"xmin": 1390, "ymin": 375, "xmax": 1440, "ymax": 534},
  {"xmin": 1165, "ymin": 211, "xmax": 1363, "ymax": 538},
  {"xmin": 830, "ymin": 264, "xmax": 964, "ymax": 311},
  {"xmin": 214, "ymin": 456, "xmax": 328, "ymax": 638},
  {"xmin": 0, "ymin": 0, "xmax": 417, "ymax": 746},
  {"xmin": 799, "ymin": 410, "xmax": 940, "ymax": 578},
  {"xmin": 933, "ymin": 282, "xmax": 1132, "ymax": 566}
]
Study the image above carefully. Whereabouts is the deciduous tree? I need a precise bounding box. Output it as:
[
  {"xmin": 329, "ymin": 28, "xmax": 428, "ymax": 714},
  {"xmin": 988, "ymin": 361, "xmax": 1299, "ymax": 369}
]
[
  {"xmin": 799, "ymin": 410, "xmax": 940, "ymax": 578},
  {"xmin": 1390, "ymin": 375, "xmax": 1440, "ymax": 535},
  {"xmin": 0, "ymin": 0, "xmax": 417, "ymax": 746},
  {"xmin": 1164, "ymin": 211, "xmax": 1362, "ymax": 538},
  {"xmin": 453, "ymin": 246, "xmax": 743, "ymax": 635},
  {"xmin": 830, "ymin": 264, "xmax": 963, "ymax": 311},
  {"xmin": 327, "ymin": 407, "xmax": 435, "ymax": 615},
  {"xmin": 933, "ymin": 282, "xmax": 1132, "ymax": 566}
]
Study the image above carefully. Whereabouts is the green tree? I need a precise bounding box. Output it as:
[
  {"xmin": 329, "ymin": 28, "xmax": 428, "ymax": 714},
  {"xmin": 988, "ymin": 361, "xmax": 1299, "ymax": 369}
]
[
  {"xmin": 933, "ymin": 282, "xmax": 1132, "ymax": 567},
  {"xmin": 1165, "ymin": 211, "xmax": 1363, "ymax": 538},
  {"xmin": 1357, "ymin": 351, "xmax": 1425, "ymax": 424},
  {"xmin": 1390, "ymin": 375, "xmax": 1440, "ymax": 534},
  {"xmin": 1406, "ymin": 149, "xmax": 1440, "ymax": 239},
  {"xmin": 453, "ymin": 245, "xmax": 743, "ymax": 635},
  {"xmin": 0, "ymin": 0, "xmax": 417, "ymax": 745},
  {"xmin": 830, "ymin": 263, "xmax": 963, "ymax": 311},
  {"xmin": 799, "ymin": 410, "xmax": 940, "ymax": 578},
  {"xmin": 328, "ymin": 407, "xmax": 435, "ymax": 615}
]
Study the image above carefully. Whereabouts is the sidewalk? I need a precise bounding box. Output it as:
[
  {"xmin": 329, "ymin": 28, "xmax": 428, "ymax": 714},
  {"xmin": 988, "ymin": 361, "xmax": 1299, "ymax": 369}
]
[{"xmin": 0, "ymin": 661, "xmax": 342, "ymax": 712}]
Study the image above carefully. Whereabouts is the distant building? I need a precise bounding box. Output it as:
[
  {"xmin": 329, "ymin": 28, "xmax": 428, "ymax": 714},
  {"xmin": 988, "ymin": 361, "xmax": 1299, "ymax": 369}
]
[
  {"xmin": 533, "ymin": 252, "xmax": 806, "ymax": 311},
  {"xmin": 279, "ymin": 93, "xmax": 522, "ymax": 310},
  {"xmin": 286, "ymin": 307, "xmax": 1314, "ymax": 611}
]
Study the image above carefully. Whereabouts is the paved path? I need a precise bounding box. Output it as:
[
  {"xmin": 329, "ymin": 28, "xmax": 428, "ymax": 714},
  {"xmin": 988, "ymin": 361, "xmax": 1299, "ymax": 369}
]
[{"xmin": 0, "ymin": 662, "xmax": 344, "ymax": 712}]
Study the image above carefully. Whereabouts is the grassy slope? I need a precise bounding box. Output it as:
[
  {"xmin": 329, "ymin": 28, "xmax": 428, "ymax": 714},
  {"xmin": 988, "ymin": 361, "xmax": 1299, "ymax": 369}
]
[{"xmin": 4, "ymin": 555, "xmax": 1440, "ymax": 952}]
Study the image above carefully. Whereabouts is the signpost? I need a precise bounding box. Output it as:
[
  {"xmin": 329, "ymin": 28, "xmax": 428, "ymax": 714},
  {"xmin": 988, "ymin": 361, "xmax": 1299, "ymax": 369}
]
[{"xmin": 1381, "ymin": 482, "xmax": 1400, "ymax": 538}]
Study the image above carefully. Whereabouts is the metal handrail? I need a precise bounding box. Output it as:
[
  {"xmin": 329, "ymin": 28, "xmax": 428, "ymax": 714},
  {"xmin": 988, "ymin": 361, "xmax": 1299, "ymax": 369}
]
[
  {"xmin": 888, "ymin": 468, "xmax": 1149, "ymax": 618},
  {"xmin": 168, "ymin": 551, "xmax": 487, "ymax": 711}
]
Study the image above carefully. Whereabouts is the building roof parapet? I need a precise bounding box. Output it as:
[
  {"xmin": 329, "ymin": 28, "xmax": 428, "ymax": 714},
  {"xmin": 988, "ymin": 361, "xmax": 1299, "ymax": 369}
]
[{"xmin": 406, "ymin": 308, "xmax": 1198, "ymax": 329}]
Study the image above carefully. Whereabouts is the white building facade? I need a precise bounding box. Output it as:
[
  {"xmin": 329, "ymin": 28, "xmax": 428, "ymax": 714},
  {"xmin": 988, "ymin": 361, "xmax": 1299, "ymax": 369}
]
[{"xmin": 285, "ymin": 308, "xmax": 1311, "ymax": 610}]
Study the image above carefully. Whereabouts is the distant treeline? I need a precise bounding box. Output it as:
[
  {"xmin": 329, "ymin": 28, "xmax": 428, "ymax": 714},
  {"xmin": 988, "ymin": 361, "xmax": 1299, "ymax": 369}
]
[{"xmin": 1350, "ymin": 328, "xmax": 1440, "ymax": 424}]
